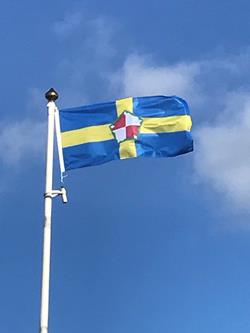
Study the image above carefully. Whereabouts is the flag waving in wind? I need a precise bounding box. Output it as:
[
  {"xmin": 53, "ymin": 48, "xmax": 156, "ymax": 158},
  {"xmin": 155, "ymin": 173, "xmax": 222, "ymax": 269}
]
[{"xmin": 59, "ymin": 95, "xmax": 193, "ymax": 171}]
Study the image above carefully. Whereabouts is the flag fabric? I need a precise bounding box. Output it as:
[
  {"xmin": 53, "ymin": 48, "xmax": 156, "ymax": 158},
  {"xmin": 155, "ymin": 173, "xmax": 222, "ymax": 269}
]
[{"xmin": 59, "ymin": 95, "xmax": 193, "ymax": 171}]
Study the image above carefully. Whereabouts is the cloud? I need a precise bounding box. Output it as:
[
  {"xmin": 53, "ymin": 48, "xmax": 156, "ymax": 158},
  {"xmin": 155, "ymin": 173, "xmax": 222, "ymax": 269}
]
[
  {"xmin": 53, "ymin": 11, "xmax": 118, "ymax": 107},
  {"xmin": 52, "ymin": 11, "xmax": 204, "ymax": 106},
  {"xmin": 194, "ymin": 91, "xmax": 250, "ymax": 209},
  {"xmin": 48, "ymin": 10, "xmax": 250, "ymax": 210},
  {"xmin": 111, "ymin": 55, "xmax": 201, "ymax": 105},
  {"xmin": 0, "ymin": 120, "xmax": 45, "ymax": 166},
  {"xmin": 109, "ymin": 50, "xmax": 250, "ymax": 210}
]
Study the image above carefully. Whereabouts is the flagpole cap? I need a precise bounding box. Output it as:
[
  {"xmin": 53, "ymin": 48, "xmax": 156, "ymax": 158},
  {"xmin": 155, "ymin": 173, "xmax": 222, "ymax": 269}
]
[{"xmin": 45, "ymin": 88, "xmax": 59, "ymax": 102}]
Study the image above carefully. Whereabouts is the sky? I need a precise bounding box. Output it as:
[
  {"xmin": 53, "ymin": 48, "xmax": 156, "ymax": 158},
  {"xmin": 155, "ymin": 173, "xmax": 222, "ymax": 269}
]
[{"xmin": 1, "ymin": 0, "xmax": 250, "ymax": 332}]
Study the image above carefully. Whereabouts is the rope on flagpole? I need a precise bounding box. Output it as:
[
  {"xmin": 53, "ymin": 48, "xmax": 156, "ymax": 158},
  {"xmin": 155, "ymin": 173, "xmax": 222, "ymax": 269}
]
[
  {"xmin": 39, "ymin": 88, "xmax": 67, "ymax": 333},
  {"xmin": 54, "ymin": 105, "xmax": 66, "ymax": 183}
]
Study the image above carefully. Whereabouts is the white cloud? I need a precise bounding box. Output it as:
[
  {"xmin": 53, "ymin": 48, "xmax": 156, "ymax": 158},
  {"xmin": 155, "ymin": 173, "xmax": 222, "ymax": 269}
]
[
  {"xmin": 194, "ymin": 92, "xmax": 250, "ymax": 208},
  {"xmin": 111, "ymin": 55, "xmax": 201, "ymax": 105},
  {"xmin": 48, "ymin": 10, "xmax": 250, "ymax": 210},
  {"xmin": 53, "ymin": 12, "xmax": 118, "ymax": 106},
  {"xmin": 110, "ymin": 51, "xmax": 250, "ymax": 210},
  {"xmin": 0, "ymin": 120, "xmax": 45, "ymax": 166}
]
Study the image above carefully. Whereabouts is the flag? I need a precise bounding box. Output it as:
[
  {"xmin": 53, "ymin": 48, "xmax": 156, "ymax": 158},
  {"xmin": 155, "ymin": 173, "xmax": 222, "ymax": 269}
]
[{"xmin": 59, "ymin": 95, "xmax": 193, "ymax": 171}]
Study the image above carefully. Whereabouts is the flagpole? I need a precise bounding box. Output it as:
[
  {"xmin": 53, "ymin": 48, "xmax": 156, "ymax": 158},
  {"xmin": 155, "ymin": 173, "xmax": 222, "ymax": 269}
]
[{"xmin": 39, "ymin": 88, "xmax": 58, "ymax": 333}]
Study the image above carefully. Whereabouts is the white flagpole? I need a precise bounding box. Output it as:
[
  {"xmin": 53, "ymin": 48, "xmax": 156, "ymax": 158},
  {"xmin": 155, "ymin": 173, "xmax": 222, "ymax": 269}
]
[
  {"xmin": 40, "ymin": 88, "xmax": 67, "ymax": 333},
  {"xmin": 40, "ymin": 88, "xmax": 57, "ymax": 333}
]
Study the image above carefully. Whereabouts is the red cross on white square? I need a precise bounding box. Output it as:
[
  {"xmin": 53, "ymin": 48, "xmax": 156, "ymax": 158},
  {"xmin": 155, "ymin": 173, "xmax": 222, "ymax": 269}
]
[{"xmin": 110, "ymin": 111, "xmax": 142, "ymax": 143}]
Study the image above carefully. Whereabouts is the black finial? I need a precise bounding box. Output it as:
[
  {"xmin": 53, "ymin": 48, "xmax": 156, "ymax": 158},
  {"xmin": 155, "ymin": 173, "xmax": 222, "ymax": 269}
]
[{"xmin": 45, "ymin": 88, "xmax": 59, "ymax": 102}]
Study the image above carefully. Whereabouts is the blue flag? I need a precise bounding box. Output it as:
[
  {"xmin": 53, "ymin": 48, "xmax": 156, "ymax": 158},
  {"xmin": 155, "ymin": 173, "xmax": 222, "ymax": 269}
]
[{"xmin": 59, "ymin": 95, "xmax": 193, "ymax": 171}]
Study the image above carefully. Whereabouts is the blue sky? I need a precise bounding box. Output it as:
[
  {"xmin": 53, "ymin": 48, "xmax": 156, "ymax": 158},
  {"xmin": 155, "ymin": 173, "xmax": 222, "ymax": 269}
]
[{"xmin": 1, "ymin": 0, "xmax": 250, "ymax": 332}]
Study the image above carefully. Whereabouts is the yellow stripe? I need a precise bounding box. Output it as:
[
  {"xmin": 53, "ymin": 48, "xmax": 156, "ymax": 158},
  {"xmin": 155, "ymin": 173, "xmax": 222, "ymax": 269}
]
[
  {"xmin": 140, "ymin": 115, "xmax": 192, "ymax": 134},
  {"xmin": 119, "ymin": 140, "xmax": 137, "ymax": 159},
  {"xmin": 61, "ymin": 114, "xmax": 192, "ymax": 149},
  {"xmin": 116, "ymin": 97, "xmax": 133, "ymax": 116},
  {"xmin": 115, "ymin": 97, "xmax": 137, "ymax": 159},
  {"xmin": 61, "ymin": 124, "xmax": 113, "ymax": 148}
]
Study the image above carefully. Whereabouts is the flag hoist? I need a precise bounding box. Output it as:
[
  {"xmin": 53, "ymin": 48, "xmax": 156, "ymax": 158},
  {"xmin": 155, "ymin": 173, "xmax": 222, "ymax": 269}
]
[{"xmin": 40, "ymin": 88, "xmax": 67, "ymax": 333}]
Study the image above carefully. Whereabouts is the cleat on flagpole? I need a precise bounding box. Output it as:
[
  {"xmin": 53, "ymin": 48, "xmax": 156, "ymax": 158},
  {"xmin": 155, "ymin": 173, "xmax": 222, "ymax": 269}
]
[
  {"xmin": 60, "ymin": 187, "xmax": 68, "ymax": 204},
  {"xmin": 44, "ymin": 187, "xmax": 68, "ymax": 204}
]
